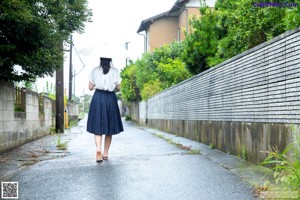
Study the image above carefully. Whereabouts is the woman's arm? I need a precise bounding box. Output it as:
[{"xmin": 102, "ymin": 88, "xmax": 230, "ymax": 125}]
[
  {"xmin": 89, "ymin": 81, "xmax": 95, "ymax": 91},
  {"xmin": 115, "ymin": 84, "xmax": 120, "ymax": 91}
]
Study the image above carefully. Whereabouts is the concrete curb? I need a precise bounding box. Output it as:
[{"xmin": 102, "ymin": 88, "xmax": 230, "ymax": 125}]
[
  {"xmin": 0, "ymin": 130, "xmax": 73, "ymax": 183},
  {"xmin": 137, "ymin": 123, "xmax": 274, "ymax": 189},
  {"xmin": 0, "ymin": 166, "xmax": 28, "ymax": 182}
]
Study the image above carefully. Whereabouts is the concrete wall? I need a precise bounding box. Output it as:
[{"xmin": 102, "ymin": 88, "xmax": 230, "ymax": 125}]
[
  {"xmin": 0, "ymin": 82, "xmax": 55, "ymax": 153},
  {"xmin": 138, "ymin": 28, "xmax": 300, "ymax": 164},
  {"xmin": 129, "ymin": 101, "xmax": 140, "ymax": 122},
  {"xmin": 139, "ymin": 101, "xmax": 147, "ymax": 125},
  {"xmin": 68, "ymin": 102, "xmax": 79, "ymax": 122},
  {"xmin": 44, "ymin": 97, "xmax": 54, "ymax": 127}
]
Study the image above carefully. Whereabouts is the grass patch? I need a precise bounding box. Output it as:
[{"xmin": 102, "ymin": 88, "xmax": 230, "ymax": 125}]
[
  {"xmin": 259, "ymin": 125, "xmax": 300, "ymax": 198},
  {"xmin": 187, "ymin": 149, "xmax": 201, "ymax": 155},
  {"xmin": 50, "ymin": 126, "xmax": 56, "ymax": 135},
  {"xmin": 14, "ymin": 104, "xmax": 25, "ymax": 112},
  {"xmin": 209, "ymin": 143, "xmax": 215, "ymax": 149},
  {"xmin": 78, "ymin": 112, "xmax": 85, "ymax": 119},
  {"xmin": 55, "ymin": 136, "xmax": 69, "ymax": 150},
  {"xmin": 69, "ymin": 119, "xmax": 78, "ymax": 128},
  {"xmin": 154, "ymin": 133, "xmax": 165, "ymax": 139},
  {"xmin": 166, "ymin": 137, "xmax": 175, "ymax": 144},
  {"xmin": 20, "ymin": 159, "xmax": 38, "ymax": 167},
  {"xmin": 125, "ymin": 115, "xmax": 132, "ymax": 121},
  {"xmin": 153, "ymin": 132, "xmax": 199, "ymax": 153},
  {"xmin": 241, "ymin": 145, "xmax": 247, "ymax": 160}
]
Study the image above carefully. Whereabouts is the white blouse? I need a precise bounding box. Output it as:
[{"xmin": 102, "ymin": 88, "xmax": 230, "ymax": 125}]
[{"xmin": 89, "ymin": 66, "xmax": 121, "ymax": 92}]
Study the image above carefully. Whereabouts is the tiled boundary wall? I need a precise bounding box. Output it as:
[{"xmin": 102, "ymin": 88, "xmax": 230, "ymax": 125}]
[{"xmin": 136, "ymin": 27, "xmax": 300, "ymax": 164}]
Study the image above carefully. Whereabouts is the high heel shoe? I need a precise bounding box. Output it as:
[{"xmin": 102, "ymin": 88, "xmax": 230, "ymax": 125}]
[
  {"xmin": 96, "ymin": 151, "xmax": 103, "ymax": 162},
  {"xmin": 102, "ymin": 155, "xmax": 108, "ymax": 160}
]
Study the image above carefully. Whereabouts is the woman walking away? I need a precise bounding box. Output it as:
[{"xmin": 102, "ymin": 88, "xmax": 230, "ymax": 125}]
[{"xmin": 87, "ymin": 57, "xmax": 124, "ymax": 162}]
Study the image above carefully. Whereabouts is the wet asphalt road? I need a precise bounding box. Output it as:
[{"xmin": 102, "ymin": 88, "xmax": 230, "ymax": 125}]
[{"xmin": 9, "ymin": 117, "xmax": 255, "ymax": 200}]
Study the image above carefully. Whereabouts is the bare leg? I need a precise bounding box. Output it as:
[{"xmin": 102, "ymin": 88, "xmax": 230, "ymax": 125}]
[
  {"xmin": 103, "ymin": 135, "xmax": 112, "ymax": 159},
  {"xmin": 94, "ymin": 135, "xmax": 102, "ymax": 152},
  {"xmin": 94, "ymin": 135, "xmax": 103, "ymax": 162}
]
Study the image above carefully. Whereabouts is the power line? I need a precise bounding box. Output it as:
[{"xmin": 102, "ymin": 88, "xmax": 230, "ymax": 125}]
[
  {"xmin": 73, "ymin": 44, "xmax": 86, "ymax": 77},
  {"xmin": 84, "ymin": 32, "xmax": 125, "ymax": 48}
]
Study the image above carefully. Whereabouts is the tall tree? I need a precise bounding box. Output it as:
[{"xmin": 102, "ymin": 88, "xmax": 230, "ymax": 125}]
[
  {"xmin": 212, "ymin": 0, "xmax": 296, "ymax": 64},
  {"xmin": 183, "ymin": 0, "xmax": 300, "ymax": 75},
  {"xmin": 283, "ymin": 0, "xmax": 300, "ymax": 30},
  {"xmin": 0, "ymin": 0, "xmax": 92, "ymax": 82},
  {"xmin": 182, "ymin": 6, "xmax": 223, "ymax": 74},
  {"xmin": 120, "ymin": 62, "xmax": 141, "ymax": 103},
  {"xmin": 121, "ymin": 42, "xmax": 191, "ymax": 101}
]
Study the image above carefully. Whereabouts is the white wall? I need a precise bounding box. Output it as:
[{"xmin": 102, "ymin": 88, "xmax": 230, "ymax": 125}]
[{"xmin": 186, "ymin": 0, "xmax": 216, "ymax": 7}]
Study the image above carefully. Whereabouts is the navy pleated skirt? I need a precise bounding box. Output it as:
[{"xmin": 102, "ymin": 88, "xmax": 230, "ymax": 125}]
[{"xmin": 87, "ymin": 89, "xmax": 124, "ymax": 135}]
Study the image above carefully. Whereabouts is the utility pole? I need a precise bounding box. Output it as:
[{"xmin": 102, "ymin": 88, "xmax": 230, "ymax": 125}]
[
  {"xmin": 124, "ymin": 42, "xmax": 129, "ymax": 66},
  {"xmin": 56, "ymin": 42, "xmax": 64, "ymax": 133},
  {"xmin": 73, "ymin": 69, "xmax": 76, "ymax": 97},
  {"xmin": 82, "ymin": 89, "xmax": 85, "ymax": 114},
  {"xmin": 69, "ymin": 35, "xmax": 73, "ymax": 102}
]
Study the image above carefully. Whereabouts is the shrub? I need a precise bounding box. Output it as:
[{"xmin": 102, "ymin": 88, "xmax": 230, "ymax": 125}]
[{"xmin": 261, "ymin": 125, "xmax": 300, "ymax": 191}]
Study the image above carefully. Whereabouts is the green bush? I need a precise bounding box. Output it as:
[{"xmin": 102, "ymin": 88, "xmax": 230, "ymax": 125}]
[
  {"xmin": 14, "ymin": 104, "xmax": 24, "ymax": 112},
  {"xmin": 125, "ymin": 115, "xmax": 132, "ymax": 121},
  {"xmin": 141, "ymin": 80, "xmax": 162, "ymax": 100},
  {"xmin": 121, "ymin": 42, "xmax": 191, "ymax": 102}
]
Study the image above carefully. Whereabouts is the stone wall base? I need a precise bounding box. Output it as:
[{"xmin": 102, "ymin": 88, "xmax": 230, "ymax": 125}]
[{"xmin": 148, "ymin": 119, "xmax": 295, "ymax": 164}]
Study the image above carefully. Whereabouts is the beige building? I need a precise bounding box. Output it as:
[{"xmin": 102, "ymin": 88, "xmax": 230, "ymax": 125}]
[{"xmin": 137, "ymin": 0, "xmax": 215, "ymax": 52}]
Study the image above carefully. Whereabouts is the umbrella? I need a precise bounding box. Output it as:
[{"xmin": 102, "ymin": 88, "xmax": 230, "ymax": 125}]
[{"xmin": 77, "ymin": 43, "xmax": 129, "ymax": 60}]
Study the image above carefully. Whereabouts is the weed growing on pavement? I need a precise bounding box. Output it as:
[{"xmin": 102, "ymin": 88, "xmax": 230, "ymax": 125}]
[
  {"xmin": 166, "ymin": 137, "xmax": 182, "ymax": 148},
  {"xmin": 153, "ymin": 133, "xmax": 164, "ymax": 139},
  {"xmin": 241, "ymin": 145, "xmax": 247, "ymax": 160},
  {"xmin": 261, "ymin": 125, "xmax": 300, "ymax": 193},
  {"xmin": 195, "ymin": 133, "xmax": 200, "ymax": 142},
  {"xmin": 153, "ymin": 133, "xmax": 194, "ymax": 151},
  {"xmin": 187, "ymin": 149, "xmax": 201, "ymax": 154},
  {"xmin": 125, "ymin": 115, "xmax": 132, "ymax": 121},
  {"xmin": 254, "ymin": 181, "xmax": 272, "ymax": 198},
  {"xmin": 78, "ymin": 112, "xmax": 84, "ymax": 119},
  {"xmin": 209, "ymin": 143, "xmax": 215, "ymax": 149},
  {"xmin": 166, "ymin": 137, "xmax": 175, "ymax": 144},
  {"xmin": 68, "ymin": 120, "xmax": 78, "ymax": 128},
  {"xmin": 55, "ymin": 136, "xmax": 69, "ymax": 150},
  {"xmin": 20, "ymin": 159, "xmax": 38, "ymax": 167},
  {"xmin": 50, "ymin": 126, "xmax": 56, "ymax": 135}
]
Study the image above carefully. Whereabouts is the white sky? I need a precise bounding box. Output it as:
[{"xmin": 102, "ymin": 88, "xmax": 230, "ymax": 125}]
[{"xmin": 36, "ymin": 0, "xmax": 176, "ymax": 97}]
